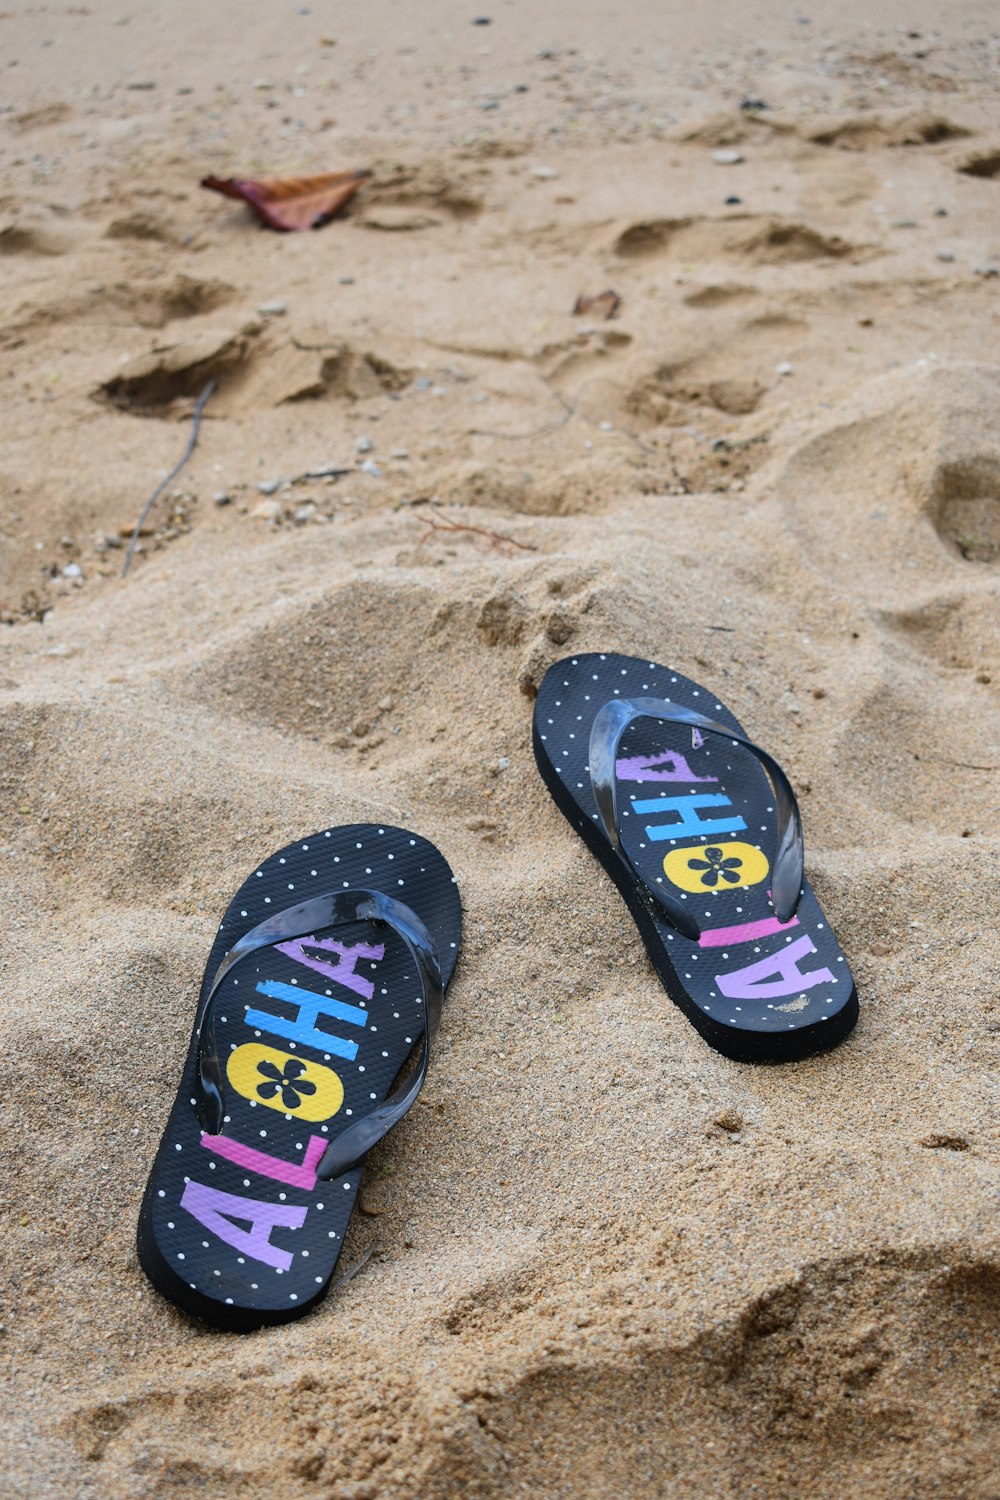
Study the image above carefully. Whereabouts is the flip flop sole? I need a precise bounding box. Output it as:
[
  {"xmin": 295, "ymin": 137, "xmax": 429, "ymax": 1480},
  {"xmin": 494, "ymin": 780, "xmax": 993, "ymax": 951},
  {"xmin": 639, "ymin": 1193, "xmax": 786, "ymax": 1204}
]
[
  {"xmin": 533, "ymin": 653, "xmax": 857, "ymax": 1062},
  {"xmin": 137, "ymin": 824, "xmax": 461, "ymax": 1330}
]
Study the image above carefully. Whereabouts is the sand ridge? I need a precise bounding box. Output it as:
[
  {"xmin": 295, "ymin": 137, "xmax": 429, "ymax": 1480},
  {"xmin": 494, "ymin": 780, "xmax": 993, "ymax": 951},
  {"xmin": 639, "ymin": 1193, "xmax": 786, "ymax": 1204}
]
[{"xmin": 1, "ymin": 1, "xmax": 999, "ymax": 1496}]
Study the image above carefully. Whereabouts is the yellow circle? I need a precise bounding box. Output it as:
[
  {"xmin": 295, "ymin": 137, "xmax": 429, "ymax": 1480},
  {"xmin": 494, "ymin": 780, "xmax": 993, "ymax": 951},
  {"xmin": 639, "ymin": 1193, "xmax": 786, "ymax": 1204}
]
[
  {"xmin": 227, "ymin": 1042, "xmax": 345, "ymax": 1121},
  {"xmin": 662, "ymin": 840, "xmax": 769, "ymax": 893}
]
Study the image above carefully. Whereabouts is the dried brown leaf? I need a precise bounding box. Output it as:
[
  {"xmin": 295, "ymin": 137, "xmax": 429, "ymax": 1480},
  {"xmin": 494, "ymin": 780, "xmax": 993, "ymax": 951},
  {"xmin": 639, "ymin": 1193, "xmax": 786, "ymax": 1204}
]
[
  {"xmin": 201, "ymin": 168, "xmax": 371, "ymax": 231},
  {"xmin": 572, "ymin": 289, "xmax": 622, "ymax": 319}
]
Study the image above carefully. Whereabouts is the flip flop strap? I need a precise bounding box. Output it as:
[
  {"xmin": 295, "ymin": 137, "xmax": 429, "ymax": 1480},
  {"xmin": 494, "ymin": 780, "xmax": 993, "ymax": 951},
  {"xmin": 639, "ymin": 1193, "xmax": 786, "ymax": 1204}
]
[
  {"xmin": 193, "ymin": 888, "xmax": 444, "ymax": 1181},
  {"xmin": 589, "ymin": 696, "xmax": 804, "ymax": 940}
]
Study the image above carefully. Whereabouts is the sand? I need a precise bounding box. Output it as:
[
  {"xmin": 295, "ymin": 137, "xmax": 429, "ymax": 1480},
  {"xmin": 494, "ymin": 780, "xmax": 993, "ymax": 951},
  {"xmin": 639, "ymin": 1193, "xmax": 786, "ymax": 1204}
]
[{"xmin": 1, "ymin": 1, "xmax": 999, "ymax": 1495}]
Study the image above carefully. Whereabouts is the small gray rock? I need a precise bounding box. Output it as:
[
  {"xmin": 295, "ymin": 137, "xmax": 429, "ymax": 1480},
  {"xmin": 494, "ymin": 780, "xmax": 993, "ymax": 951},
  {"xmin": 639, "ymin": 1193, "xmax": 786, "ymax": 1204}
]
[
  {"xmin": 354, "ymin": 435, "xmax": 374, "ymax": 453},
  {"xmin": 256, "ymin": 479, "xmax": 282, "ymax": 495}
]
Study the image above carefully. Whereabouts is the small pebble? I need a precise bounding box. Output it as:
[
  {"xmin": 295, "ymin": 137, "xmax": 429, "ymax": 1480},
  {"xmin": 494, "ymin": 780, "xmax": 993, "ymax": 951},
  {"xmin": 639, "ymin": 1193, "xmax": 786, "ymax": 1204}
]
[
  {"xmin": 775, "ymin": 361, "xmax": 794, "ymax": 376},
  {"xmin": 413, "ymin": 376, "xmax": 432, "ymax": 390},
  {"xmin": 974, "ymin": 264, "xmax": 999, "ymax": 278},
  {"xmin": 213, "ymin": 491, "xmax": 231, "ymax": 506},
  {"xmin": 712, "ymin": 149, "xmax": 743, "ymax": 165},
  {"xmin": 933, "ymin": 207, "xmax": 948, "ymax": 217},
  {"xmin": 725, "ymin": 195, "xmax": 743, "ymax": 205},
  {"xmin": 126, "ymin": 80, "xmax": 156, "ymax": 90},
  {"xmin": 250, "ymin": 498, "xmax": 281, "ymax": 521},
  {"xmin": 530, "ymin": 165, "xmax": 559, "ymax": 179},
  {"xmin": 391, "ymin": 448, "xmax": 410, "ymax": 460},
  {"xmin": 936, "ymin": 251, "xmax": 955, "ymax": 262},
  {"xmin": 339, "ymin": 276, "xmax": 355, "ymax": 285},
  {"xmin": 256, "ymin": 479, "xmax": 282, "ymax": 495},
  {"xmin": 257, "ymin": 300, "xmax": 287, "ymax": 316},
  {"xmin": 497, "ymin": 757, "xmax": 510, "ymax": 771},
  {"xmin": 360, "ymin": 459, "xmax": 382, "ymax": 477},
  {"xmin": 473, "ymin": 16, "xmax": 492, "ymax": 25},
  {"xmin": 354, "ymin": 435, "xmax": 374, "ymax": 453},
  {"xmin": 294, "ymin": 503, "xmax": 317, "ymax": 523},
  {"xmin": 62, "ymin": 562, "xmax": 82, "ymax": 579},
  {"xmin": 740, "ymin": 97, "xmax": 768, "ymax": 111}
]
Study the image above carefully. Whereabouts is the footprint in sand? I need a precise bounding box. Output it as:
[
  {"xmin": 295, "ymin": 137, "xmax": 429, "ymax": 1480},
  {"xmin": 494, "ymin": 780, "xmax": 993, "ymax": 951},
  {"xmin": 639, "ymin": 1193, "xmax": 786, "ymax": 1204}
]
[
  {"xmin": 611, "ymin": 214, "xmax": 867, "ymax": 265},
  {"xmin": 771, "ymin": 362, "xmax": 1000, "ymax": 600}
]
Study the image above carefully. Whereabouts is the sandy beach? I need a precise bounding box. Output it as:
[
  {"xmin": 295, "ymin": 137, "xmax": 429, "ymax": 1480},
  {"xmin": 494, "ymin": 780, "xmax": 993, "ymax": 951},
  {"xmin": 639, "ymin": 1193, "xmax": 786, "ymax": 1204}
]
[{"xmin": 1, "ymin": 1, "xmax": 999, "ymax": 1495}]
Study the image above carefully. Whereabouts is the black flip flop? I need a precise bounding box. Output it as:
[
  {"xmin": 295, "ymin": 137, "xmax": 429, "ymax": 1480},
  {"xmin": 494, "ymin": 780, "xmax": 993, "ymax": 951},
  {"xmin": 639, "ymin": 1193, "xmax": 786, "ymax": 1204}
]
[
  {"xmin": 533, "ymin": 653, "xmax": 857, "ymax": 1062},
  {"xmin": 137, "ymin": 824, "xmax": 461, "ymax": 1330}
]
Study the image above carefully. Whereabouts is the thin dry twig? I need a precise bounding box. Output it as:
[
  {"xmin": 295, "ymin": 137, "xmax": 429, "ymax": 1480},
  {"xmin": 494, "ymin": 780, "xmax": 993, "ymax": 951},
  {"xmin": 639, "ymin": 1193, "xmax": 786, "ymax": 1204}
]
[
  {"xmin": 330, "ymin": 1241, "xmax": 377, "ymax": 1291},
  {"xmin": 120, "ymin": 379, "xmax": 217, "ymax": 579},
  {"xmin": 469, "ymin": 389, "xmax": 575, "ymax": 442},
  {"xmin": 292, "ymin": 464, "xmax": 352, "ymax": 482},
  {"xmin": 417, "ymin": 512, "xmax": 537, "ymax": 554},
  {"xmin": 469, "ymin": 376, "xmax": 659, "ymax": 458}
]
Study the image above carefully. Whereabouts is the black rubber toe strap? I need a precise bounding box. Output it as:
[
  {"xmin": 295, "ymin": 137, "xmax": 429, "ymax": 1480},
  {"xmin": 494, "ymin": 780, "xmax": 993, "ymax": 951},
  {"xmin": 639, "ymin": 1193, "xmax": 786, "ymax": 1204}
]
[
  {"xmin": 589, "ymin": 696, "xmax": 804, "ymax": 940},
  {"xmin": 193, "ymin": 889, "xmax": 443, "ymax": 1180}
]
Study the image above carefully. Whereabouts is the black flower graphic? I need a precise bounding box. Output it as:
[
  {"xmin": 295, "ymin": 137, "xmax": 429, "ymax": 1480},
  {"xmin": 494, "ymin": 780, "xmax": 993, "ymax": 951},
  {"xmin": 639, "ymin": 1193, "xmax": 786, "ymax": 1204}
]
[
  {"xmin": 687, "ymin": 846, "xmax": 743, "ymax": 888},
  {"xmin": 256, "ymin": 1057, "xmax": 317, "ymax": 1110}
]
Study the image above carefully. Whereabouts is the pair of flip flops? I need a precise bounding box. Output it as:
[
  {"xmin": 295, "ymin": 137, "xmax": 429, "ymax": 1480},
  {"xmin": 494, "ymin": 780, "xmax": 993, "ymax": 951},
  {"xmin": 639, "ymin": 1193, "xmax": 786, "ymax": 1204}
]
[{"xmin": 139, "ymin": 653, "xmax": 857, "ymax": 1329}]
